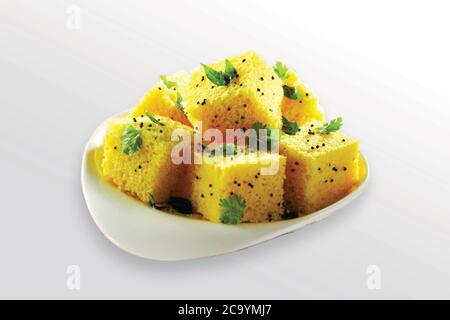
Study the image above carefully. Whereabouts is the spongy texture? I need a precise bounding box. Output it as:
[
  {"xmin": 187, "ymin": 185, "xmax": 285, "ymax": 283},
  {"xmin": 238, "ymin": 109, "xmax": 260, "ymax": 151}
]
[
  {"xmin": 191, "ymin": 153, "xmax": 286, "ymax": 223},
  {"xmin": 280, "ymin": 121, "xmax": 359, "ymax": 213},
  {"xmin": 281, "ymin": 70, "xmax": 324, "ymax": 125},
  {"xmin": 128, "ymin": 71, "xmax": 192, "ymax": 126},
  {"xmin": 185, "ymin": 51, "xmax": 283, "ymax": 133},
  {"xmin": 102, "ymin": 116, "xmax": 192, "ymax": 204}
]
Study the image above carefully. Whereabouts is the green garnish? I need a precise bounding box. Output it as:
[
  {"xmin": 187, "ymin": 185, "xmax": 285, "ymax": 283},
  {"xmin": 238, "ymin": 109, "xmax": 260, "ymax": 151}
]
[
  {"xmin": 207, "ymin": 143, "xmax": 237, "ymax": 156},
  {"xmin": 249, "ymin": 122, "xmax": 279, "ymax": 152},
  {"xmin": 219, "ymin": 195, "xmax": 246, "ymax": 224},
  {"xmin": 176, "ymin": 92, "xmax": 185, "ymax": 111},
  {"xmin": 274, "ymin": 61, "xmax": 301, "ymax": 99},
  {"xmin": 201, "ymin": 59, "xmax": 237, "ymax": 86},
  {"xmin": 160, "ymin": 75, "xmax": 176, "ymax": 89},
  {"xmin": 219, "ymin": 143, "xmax": 238, "ymax": 156},
  {"xmin": 224, "ymin": 59, "xmax": 236, "ymax": 79},
  {"xmin": 145, "ymin": 112, "xmax": 165, "ymax": 126},
  {"xmin": 317, "ymin": 117, "xmax": 343, "ymax": 134},
  {"xmin": 149, "ymin": 193, "xmax": 155, "ymax": 208},
  {"xmin": 282, "ymin": 85, "xmax": 302, "ymax": 100},
  {"xmin": 282, "ymin": 117, "xmax": 299, "ymax": 135},
  {"xmin": 273, "ymin": 61, "xmax": 289, "ymax": 81},
  {"xmin": 121, "ymin": 113, "xmax": 165, "ymax": 155},
  {"xmin": 121, "ymin": 125, "xmax": 142, "ymax": 155}
]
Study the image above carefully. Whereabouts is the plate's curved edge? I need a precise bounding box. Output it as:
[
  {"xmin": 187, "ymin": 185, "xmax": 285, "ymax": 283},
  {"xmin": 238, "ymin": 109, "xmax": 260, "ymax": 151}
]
[
  {"xmin": 238, "ymin": 156, "xmax": 369, "ymax": 253},
  {"xmin": 81, "ymin": 111, "xmax": 370, "ymax": 262}
]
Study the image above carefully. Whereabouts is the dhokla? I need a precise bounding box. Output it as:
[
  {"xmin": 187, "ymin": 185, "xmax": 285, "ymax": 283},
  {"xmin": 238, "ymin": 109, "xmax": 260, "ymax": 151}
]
[
  {"xmin": 191, "ymin": 152, "xmax": 286, "ymax": 223},
  {"xmin": 102, "ymin": 115, "xmax": 192, "ymax": 204},
  {"xmin": 185, "ymin": 51, "xmax": 283, "ymax": 133},
  {"xmin": 275, "ymin": 62, "xmax": 324, "ymax": 125},
  {"xmin": 128, "ymin": 71, "xmax": 192, "ymax": 126},
  {"xmin": 280, "ymin": 120, "xmax": 359, "ymax": 213}
]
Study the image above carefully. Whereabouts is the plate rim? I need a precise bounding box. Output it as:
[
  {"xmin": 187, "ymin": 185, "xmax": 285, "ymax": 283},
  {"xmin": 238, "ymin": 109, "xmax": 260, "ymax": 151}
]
[{"xmin": 81, "ymin": 110, "xmax": 370, "ymax": 261}]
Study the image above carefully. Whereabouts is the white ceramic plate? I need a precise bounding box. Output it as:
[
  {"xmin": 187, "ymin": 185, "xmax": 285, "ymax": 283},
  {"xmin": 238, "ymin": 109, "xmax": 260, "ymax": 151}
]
[{"xmin": 81, "ymin": 112, "xmax": 369, "ymax": 261}]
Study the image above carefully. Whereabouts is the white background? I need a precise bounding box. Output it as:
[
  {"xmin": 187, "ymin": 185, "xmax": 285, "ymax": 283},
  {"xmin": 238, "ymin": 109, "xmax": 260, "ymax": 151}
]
[{"xmin": 1, "ymin": 0, "xmax": 450, "ymax": 299}]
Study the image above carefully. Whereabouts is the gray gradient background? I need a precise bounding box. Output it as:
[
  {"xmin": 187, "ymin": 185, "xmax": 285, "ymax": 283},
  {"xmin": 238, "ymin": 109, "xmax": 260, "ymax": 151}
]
[{"xmin": 1, "ymin": 0, "xmax": 450, "ymax": 299}]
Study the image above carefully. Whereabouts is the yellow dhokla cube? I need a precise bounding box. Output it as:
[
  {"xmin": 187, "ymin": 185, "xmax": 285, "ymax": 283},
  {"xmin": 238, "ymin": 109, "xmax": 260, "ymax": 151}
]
[
  {"xmin": 185, "ymin": 51, "xmax": 283, "ymax": 133},
  {"xmin": 281, "ymin": 68, "xmax": 324, "ymax": 125},
  {"xmin": 128, "ymin": 71, "xmax": 192, "ymax": 126},
  {"xmin": 191, "ymin": 152, "xmax": 286, "ymax": 223},
  {"xmin": 280, "ymin": 121, "xmax": 359, "ymax": 213},
  {"xmin": 102, "ymin": 115, "xmax": 192, "ymax": 204}
]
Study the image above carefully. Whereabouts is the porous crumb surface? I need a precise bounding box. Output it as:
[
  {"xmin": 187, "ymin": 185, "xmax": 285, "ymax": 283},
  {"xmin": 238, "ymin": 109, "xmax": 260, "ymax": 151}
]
[
  {"xmin": 102, "ymin": 116, "xmax": 192, "ymax": 204},
  {"xmin": 280, "ymin": 120, "xmax": 359, "ymax": 213},
  {"xmin": 281, "ymin": 70, "xmax": 324, "ymax": 125},
  {"xmin": 128, "ymin": 71, "xmax": 192, "ymax": 126},
  {"xmin": 191, "ymin": 153, "xmax": 286, "ymax": 223},
  {"xmin": 185, "ymin": 51, "xmax": 283, "ymax": 133}
]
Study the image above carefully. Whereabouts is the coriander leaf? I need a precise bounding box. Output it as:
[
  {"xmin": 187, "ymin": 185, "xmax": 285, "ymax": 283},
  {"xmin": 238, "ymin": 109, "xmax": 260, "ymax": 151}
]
[
  {"xmin": 206, "ymin": 143, "xmax": 237, "ymax": 157},
  {"xmin": 176, "ymin": 92, "xmax": 185, "ymax": 111},
  {"xmin": 145, "ymin": 111, "xmax": 165, "ymax": 126},
  {"xmin": 273, "ymin": 61, "xmax": 289, "ymax": 81},
  {"xmin": 201, "ymin": 60, "xmax": 237, "ymax": 86},
  {"xmin": 160, "ymin": 75, "xmax": 176, "ymax": 89},
  {"xmin": 149, "ymin": 193, "xmax": 155, "ymax": 208},
  {"xmin": 219, "ymin": 195, "xmax": 246, "ymax": 224},
  {"xmin": 218, "ymin": 143, "xmax": 237, "ymax": 156},
  {"xmin": 282, "ymin": 116, "xmax": 299, "ymax": 135},
  {"xmin": 318, "ymin": 117, "xmax": 343, "ymax": 134},
  {"xmin": 251, "ymin": 122, "xmax": 267, "ymax": 131},
  {"xmin": 282, "ymin": 85, "xmax": 302, "ymax": 100},
  {"xmin": 248, "ymin": 122, "xmax": 279, "ymax": 152},
  {"xmin": 201, "ymin": 63, "xmax": 228, "ymax": 86},
  {"xmin": 224, "ymin": 59, "xmax": 237, "ymax": 79},
  {"xmin": 121, "ymin": 125, "xmax": 142, "ymax": 155}
]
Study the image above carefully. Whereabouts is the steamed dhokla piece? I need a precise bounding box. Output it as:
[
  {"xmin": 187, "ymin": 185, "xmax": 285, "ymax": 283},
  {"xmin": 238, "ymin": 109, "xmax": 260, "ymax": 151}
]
[
  {"xmin": 128, "ymin": 71, "xmax": 192, "ymax": 126},
  {"xmin": 274, "ymin": 62, "xmax": 324, "ymax": 125},
  {"xmin": 185, "ymin": 51, "xmax": 283, "ymax": 133},
  {"xmin": 280, "ymin": 120, "xmax": 359, "ymax": 213},
  {"xmin": 191, "ymin": 152, "xmax": 286, "ymax": 223},
  {"xmin": 102, "ymin": 115, "xmax": 192, "ymax": 204}
]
